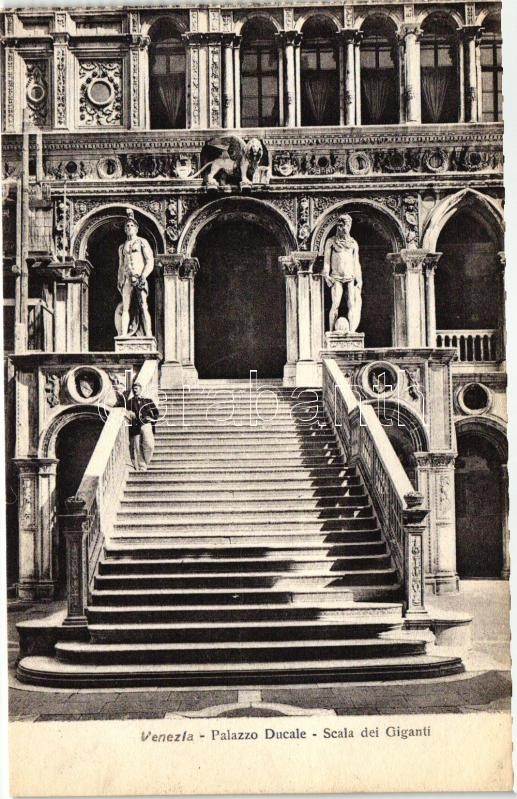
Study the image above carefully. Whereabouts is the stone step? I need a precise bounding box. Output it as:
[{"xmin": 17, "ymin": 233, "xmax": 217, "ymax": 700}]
[
  {"xmin": 54, "ymin": 638, "xmax": 427, "ymax": 666},
  {"xmin": 98, "ymin": 553, "xmax": 391, "ymax": 575},
  {"xmin": 151, "ymin": 444, "xmax": 341, "ymax": 456},
  {"xmin": 109, "ymin": 530, "xmax": 384, "ymax": 547},
  {"xmin": 103, "ymin": 541, "xmax": 388, "ymax": 560},
  {"xmin": 126, "ymin": 470, "xmax": 360, "ymax": 484},
  {"xmin": 17, "ymin": 654, "xmax": 464, "ymax": 688},
  {"xmin": 88, "ymin": 616, "xmax": 403, "ymax": 644},
  {"xmin": 115, "ymin": 506, "xmax": 376, "ymax": 522},
  {"xmin": 147, "ymin": 453, "xmax": 343, "ymax": 465},
  {"xmin": 86, "ymin": 600, "xmax": 402, "ymax": 625},
  {"xmin": 118, "ymin": 497, "xmax": 371, "ymax": 512},
  {"xmin": 94, "ymin": 568, "xmax": 397, "ymax": 591},
  {"xmin": 90, "ymin": 587, "xmax": 358, "ymax": 606},
  {"xmin": 113, "ymin": 513, "xmax": 379, "ymax": 529},
  {"xmin": 122, "ymin": 487, "xmax": 367, "ymax": 501},
  {"xmin": 153, "ymin": 436, "xmax": 337, "ymax": 447}
]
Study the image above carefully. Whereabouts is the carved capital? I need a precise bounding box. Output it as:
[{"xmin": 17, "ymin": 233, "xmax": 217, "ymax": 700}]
[
  {"xmin": 337, "ymin": 28, "xmax": 357, "ymax": 44},
  {"xmin": 413, "ymin": 452, "xmax": 456, "ymax": 469},
  {"xmin": 388, "ymin": 249, "xmax": 429, "ymax": 274},
  {"xmin": 461, "ymin": 25, "xmax": 484, "ymax": 43},
  {"xmin": 276, "ymin": 30, "xmax": 303, "ymax": 48},
  {"xmin": 422, "ymin": 252, "xmax": 442, "ymax": 273},
  {"xmin": 158, "ymin": 254, "xmax": 183, "ymax": 276},
  {"xmin": 398, "ymin": 24, "xmax": 423, "ymax": 42},
  {"xmin": 180, "ymin": 257, "xmax": 200, "ymax": 279},
  {"xmin": 281, "ymin": 251, "xmax": 319, "ymax": 276}
]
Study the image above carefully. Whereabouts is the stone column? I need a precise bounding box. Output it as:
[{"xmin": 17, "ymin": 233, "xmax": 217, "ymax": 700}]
[
  {"xmin": 500, "ymin": 464, "xmax": 510, "ymax": 579},
  {"xmin": 294, "ymin": 37, "xmax": 302, "ymax": 127},
  {"xmin": 414, "ymin": 452, "xmax": 458, "ymax": 594},
  {"xmin": 128, "ymin": 33, "xmax": 151, "ymax": 130},
  {"xmin": 179, "ymin": 257, "xmax": 200, "ymax": 386},
  {"xmin": 159, "ymin": 255, "xmax": 184, "ymax": 388},
  {"xmin": 279, "ymin": 32, "xmax": 301, "ymax": 128},
  {"xmin": 339, "ymin": 30, "xmax": 356, "ymax": 126},
  {"xmin": 14, "ymin": 457, "xmax": 59, "ymax": 600},
  {"xmin": 233, "ymin": 37, "xmax": 241, "ymax": 128},
  {"xmin": 498, "ymin": 251, "xmax": 506, "ymax": 361},
  {"xmin": 462, "ymin": 26, "xmax": 483, "ymax": 122},
  {"xmin": 387, "ymin": 250, "xmax": 427, "ymax": 348},
  {"xmin": 399, "ymin": 24, "xmax": 422, "ymax": 124},
  {"xmin": 354, "ymin": 32, "xmax": 363, "ymax": 125},
  {"xmin": 422, "ymin": 253, "xmax": 442, "ymax": 348},
  {"xmin": 280, "ymin": 252, "xmax": 323, "ymax": 387},
  {"xmin": 222, "ymin": 33, "xmax": 236, "ymax": 128}
]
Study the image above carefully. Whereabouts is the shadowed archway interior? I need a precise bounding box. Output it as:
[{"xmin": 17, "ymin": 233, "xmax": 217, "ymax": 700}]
[{"xmin": 194, "ymin": 218, "xmax": 286, "ymax": 378}]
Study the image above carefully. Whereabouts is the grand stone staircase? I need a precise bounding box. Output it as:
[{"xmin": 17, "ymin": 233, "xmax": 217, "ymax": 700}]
[{"xmin": 17, "ymin": 382, "xmax": 463, "ymax": 687}]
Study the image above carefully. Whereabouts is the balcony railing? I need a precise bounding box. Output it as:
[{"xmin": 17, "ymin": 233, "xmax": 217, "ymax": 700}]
[
  {"xmin": 436, "ymin": 329, "xmax": 499, "ymax": 362},
  {"xmin": 322, "ymin": 357, "xmax": 428, "ymax": 619}
]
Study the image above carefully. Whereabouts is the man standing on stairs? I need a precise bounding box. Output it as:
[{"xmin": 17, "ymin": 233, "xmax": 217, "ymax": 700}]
[{"xmin": 127, "ymin": 381, "xmax": 160, "ymax": 471}]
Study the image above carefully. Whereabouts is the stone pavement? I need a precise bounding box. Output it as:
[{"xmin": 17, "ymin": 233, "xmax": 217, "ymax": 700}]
[{"xmin": 7, "ymin": 581, "xmax": 511, "ymax": 722}]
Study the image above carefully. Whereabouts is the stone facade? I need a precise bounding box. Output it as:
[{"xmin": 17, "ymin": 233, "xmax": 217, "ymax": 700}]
[{"xmin": 2, "ymin": 0, "xmax": 506, "ymax": 598}]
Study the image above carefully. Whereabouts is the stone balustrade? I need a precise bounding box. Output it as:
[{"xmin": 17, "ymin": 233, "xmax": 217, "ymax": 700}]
[{"xmin": 436, "ymin": 329, "xmax": 500, "ymax": 362}]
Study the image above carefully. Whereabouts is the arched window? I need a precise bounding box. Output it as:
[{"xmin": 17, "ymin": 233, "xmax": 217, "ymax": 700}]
[
  {"xmin": 360, "ymin": 17, "xmax": 398, "ymax": 125},
  {"xmin": 301, "ymin": 17, "xmax": 339, "ymax": 126},
  {"xmin": 149, "ymin": 20, "xmax": 186, "ymax": 129},
  {"xmin": 481, "ymin": 16, "xmax": 502, "ymax": 122},
  {"xmin": 420, "ymin": 16, "xmax": 459, "ymax": 123},
  {"xmin": 241, "ymin": 18, "xmax": 279, "ymax": 128}
]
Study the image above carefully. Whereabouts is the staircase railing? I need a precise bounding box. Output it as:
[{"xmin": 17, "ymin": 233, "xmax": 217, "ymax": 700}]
[
  {"xmin": 61, "ymin": 357, "xmax": 158, "ymax": 627},
  {"xmin": 323, "ymin": 357, "xmax": 429, "ymax": 619}
]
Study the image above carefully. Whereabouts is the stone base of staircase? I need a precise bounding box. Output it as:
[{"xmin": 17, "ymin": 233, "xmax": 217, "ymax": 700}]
[{"xmin": 16, "ymin": 385, "xmax": 465, "ymax": 689}]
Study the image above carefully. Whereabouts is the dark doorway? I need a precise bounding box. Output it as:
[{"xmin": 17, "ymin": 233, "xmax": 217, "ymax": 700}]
[
  {"xmin": 323, "ymin": 215, "xmax": 393, "ymax": 347},
  {"xmin": 55, "ymin": 416, "xmax": 104, "ymax": 596},
  {"xmin": 455, "ymin": 432, "xmax": 504, "ymax": 578},
  {"xmin": 194, "ymin": 219, "xmax": 286, "ymax": 378},
  {"xmin": 86, "ymin": 218, "xmax": 156, "ymax": 351},
  {"xmin": 435, "ymin": 208, "xmax": 500, "ymax": 330}
]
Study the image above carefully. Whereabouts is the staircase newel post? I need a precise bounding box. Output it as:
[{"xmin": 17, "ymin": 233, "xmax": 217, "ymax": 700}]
[
  {"xmin": 61, "ymin": 496, "xmax": 89, "ymax": 628},
  {"xmin": 402, "ymin": 492, "xmax": 429, "ymax": 620}
]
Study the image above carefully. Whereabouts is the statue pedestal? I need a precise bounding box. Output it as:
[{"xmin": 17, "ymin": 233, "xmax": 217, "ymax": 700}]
[
  {"xmin": 325, "ymin": 332, "xmax": 365, "ymax": 351},
  {"xmin": 114, "ymin": 335, "xmax": 157, "ymax": 353}
]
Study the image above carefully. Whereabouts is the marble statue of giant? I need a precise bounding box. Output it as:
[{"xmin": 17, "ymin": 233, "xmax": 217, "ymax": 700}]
[
  {"xmin": 115, "ymin": 212, "xmax": 154, "ymax": 337},
  {"xmin": 323, "ymin": 214, "xmax": 363, "ymax": 333}
]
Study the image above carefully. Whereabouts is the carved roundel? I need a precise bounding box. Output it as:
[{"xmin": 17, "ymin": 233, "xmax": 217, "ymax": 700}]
[
  {"xmin": 423, "ymin": 149, "xmax": 449, "ymax": 174},
  {"xmin": 27, "ymin": 82, "xmax": 47, "ymax": 104},
  {"xmin": 87, "ymin": 77, "xmax": 114, "ymax": 108},
  {"xmin": 97, "ymin": 156, "xmax": 123, "ymax": 179},
  {"xmin": 348, "ymin": 151, "xmax": 372, "ymax": 177},
  {"xmin": 64, "ymin": 366, "xmax": 111, "ymax": 405},
  {"xmin": 359, "ymin": 361, "xmax": 399, "ymax": 399},
  {"xmin": 455, "ymin": 382, "xmax": 492, "ymax": 416}
]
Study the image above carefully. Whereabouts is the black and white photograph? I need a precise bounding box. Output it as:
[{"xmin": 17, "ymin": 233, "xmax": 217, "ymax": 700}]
[{"xmin": 1, "ymin": 0, "xmax": 513, "ymax": 793}]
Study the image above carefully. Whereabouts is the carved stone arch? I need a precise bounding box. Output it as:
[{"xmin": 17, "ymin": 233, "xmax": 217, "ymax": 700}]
[
  {"xmin": 455, "ymin": 416, "xmax": 508, "ymax": 463},
  {"xmin": 144, "ymin": 14, "xmax": 188, "ymax": 37},
  {"xmin": 375, "ymin": 399, "xmax": 430, "ymax": 452},
  {"xmin": 358, "ymin": 9, "xmax": 402, "ymax": 34},
  {"xmin": 71, "ymin": 204, "xmax": 166, "ymax": 260},
  {"xmin": 39, "ymin": 406, "xmax": 102, "ymax": 459},
  {"xmin": 235, "ymin": 12, "xmax": 281, "ymax": 35},
  {"xmin": 422, "ymin": 189, "xmax": 504, "ymax": 252},
  {"xmin": 177, "ymin": 197, "xmax": 297, "ymax": 256},
  {"xmin": 417, "ymin": 8, "xmax": 462, "ymax": 30},
  {"xmin": 476, "ymin": 8, "xmax": 501, "ymax": 27},
  {"xmin": 296, "ymin": 10, "xmax": 341, "ymax": 33},
  {"xmin": 311, "ymin": 200, "xmax": 406, "ymax": 254}
]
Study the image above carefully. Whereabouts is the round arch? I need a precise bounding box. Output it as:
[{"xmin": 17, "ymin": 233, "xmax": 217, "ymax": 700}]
[
  {"xmin": 235, "ymin": 12, "xmax": 280, "ymax": 35},
  {"xmin": 375, "ymin": 399, "xmax": 430, "ymax": 452},
  {"xmin": 455, "ymin": 416, "xmax": 508, "ymax": 463},
  {"xmin": 422, "ymin": 189, "xmax": 504, "ymax": 253},
  {"xmin": 416, "ymin": 8, "xmax": 462, "ymax": 30},
  {"xmin": 72, "ymin": 204, "xmax": 166, "ymax": 260},
  {"xmin": 39, "ymin": 406, "xmax": 103, "ymax": 460},
  {"xmin": 476, "ymin": 8, "xmax": 501, "ymax": 26},
  {"xmin": 358, "ymin": 10, "xmax": 401, "ymax": 34},
  {"xmin": 311, "ymin": 200, "xmax": 406, "ymax": 253},
  {"xmin": 177, "ymin": 197, "xmax": 297, "ymax": 256},
  {"xmin": 295, "ymin": 10, "xmax": 341, "ymax": 33},
  {"xmin": 145, "ymin": 14, "xmax": 188, "ymax": 38}
]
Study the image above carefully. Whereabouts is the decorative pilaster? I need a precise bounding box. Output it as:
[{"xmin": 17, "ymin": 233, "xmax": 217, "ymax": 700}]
[
  {"xmin": 61, "ymin": 497, "xmax": 89, "ymax": 626},
  {"xmin": 280, "ymin": 252, "xmax": 323, "ymax": 387},
  {"xmin": 414, "ymin": 452, "xmax": 458, "ymax": 594},
  {"xmin": 208, "ymin": 33, "xmax": 223, "ymax": 128},
  {"xmin": 14, "ymin": 458, "xmax": 59, "ymax": 600},
  {"xmin": 462, "ymin": 26, "xmax": 483, "ymax": 122},
  {"xmin": 4, "ymin": 46, "xmax": 21, "ymax": 132},
  {"xmin": 233, "ymin": 37, "xmax": 242, "ymax": 128},
  {"xmin": 354, "ymin": 32, "xmax": 363, "ymax": 125},
  {"xmin": 403, "ymin": 497, "xmax": 429, "ymax": 617},
  {"xmin": 128, "ymin": 30, "xmax": 151, "ymax": 130},
  {"xmin": 183, "ymin": 33, "xmax": 202, "ymax": 129},
  {"xmin": 422, "ymin": 253, "xmax": 442, "ymax": 347},
  {"xmin": 52, "ymin": 32, "xmax": 70, "ymax": 129},
  {"xmin": 33, "ymin": 259, "xmax": 92, "ymax": 352},
  {"xmin": 498, "ymin": 252, "xmax": 506, "ymax": 361},
  {"xmin": 159, "ymin": 255, "xmax": 200, "ymax": 388},
  {"xmin": 387, "ymin": 250, "xmax": 428, "ymax": 348},
  {"xmin": 399, "ymin": 24, "xmax": 422, "ymax": 124}
]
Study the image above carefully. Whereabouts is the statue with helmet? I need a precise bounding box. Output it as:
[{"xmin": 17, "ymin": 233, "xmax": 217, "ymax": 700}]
[{"xmin": 114, "ymin": 209, "xmax": 155, "ymax": 337}]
